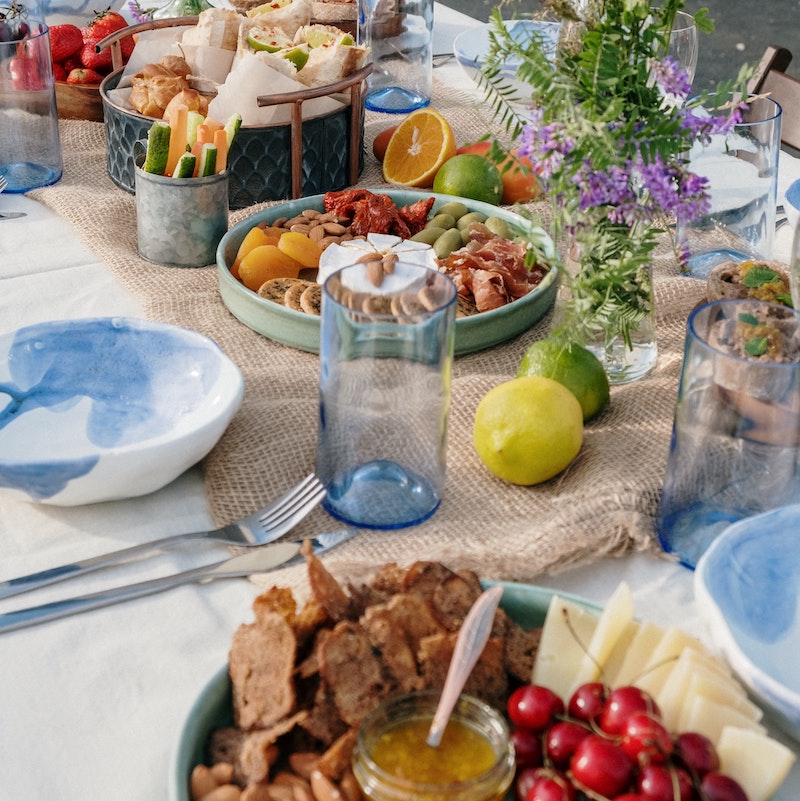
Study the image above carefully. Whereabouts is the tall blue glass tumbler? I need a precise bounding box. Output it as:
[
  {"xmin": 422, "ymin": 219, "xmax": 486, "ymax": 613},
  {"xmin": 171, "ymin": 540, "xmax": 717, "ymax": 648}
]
[
  {"xmin": 657, "ymin": 299, "xmax": 800, "ymax": 568},
  {"xmin": 316, "ymin": 262, "xmax": 456, "ymax": 530},
  {"xmin": 358, "ymin": 0, "xmax": 433, "ymax": 113}
]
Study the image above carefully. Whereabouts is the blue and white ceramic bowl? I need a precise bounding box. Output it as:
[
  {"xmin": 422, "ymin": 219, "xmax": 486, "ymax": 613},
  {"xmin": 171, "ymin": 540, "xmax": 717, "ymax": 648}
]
[
  {"xmin": 695, "ymin": 505, "xmax": 800, "ymax": 741},
  {"xmin": 0, "ymin": 317, "xmax": 244, "ymax": 506}
]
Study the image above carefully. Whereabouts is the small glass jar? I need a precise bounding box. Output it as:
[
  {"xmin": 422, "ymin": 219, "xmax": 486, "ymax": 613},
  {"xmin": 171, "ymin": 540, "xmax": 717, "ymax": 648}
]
[{"xmin": 352, "ymin": 691, "xmax": 515, "ymax": 801}]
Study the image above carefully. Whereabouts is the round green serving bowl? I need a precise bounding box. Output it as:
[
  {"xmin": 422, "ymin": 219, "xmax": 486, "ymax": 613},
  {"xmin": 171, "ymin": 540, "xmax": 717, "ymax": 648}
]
[{"xmin": 216, "ymin": 190, "xmax": 559, "ymax": 356}]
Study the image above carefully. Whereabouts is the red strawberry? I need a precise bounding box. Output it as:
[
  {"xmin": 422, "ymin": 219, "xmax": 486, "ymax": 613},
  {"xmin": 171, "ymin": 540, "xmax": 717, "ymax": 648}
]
[
  {"xmin": 49, "ymin": 23, "xmax": 83, "ymax": 63},
  {"xmin": 53, "ymin": 62, "xmax": 68, "ymax": 81},
  {"xmin": 66, "ymin": 67, "xmax": 104, "ymax": 85},
  {"xmin": 79, "ymin": 40, "xmax": 113, "ymax": 73},
  {"xmin": 82, "ymin": 9, "xmax": 134, "ymax": 61},
  {"xmin": 9, "ymin": 54, "xmax": 45, "ymax": 90}
]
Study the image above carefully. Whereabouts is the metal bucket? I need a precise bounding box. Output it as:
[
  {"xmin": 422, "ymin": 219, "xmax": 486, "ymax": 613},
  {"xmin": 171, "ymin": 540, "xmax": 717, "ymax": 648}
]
[{"xmin": 133, "ymin": 153, "xmax": 228, "ymax": 268}]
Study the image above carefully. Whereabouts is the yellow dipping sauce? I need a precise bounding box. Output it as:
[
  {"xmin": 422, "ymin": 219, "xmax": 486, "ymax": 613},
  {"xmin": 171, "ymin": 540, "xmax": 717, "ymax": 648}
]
[{"xmin": 371, "ymin": 718, "xmax": 497, "ymax": 783}]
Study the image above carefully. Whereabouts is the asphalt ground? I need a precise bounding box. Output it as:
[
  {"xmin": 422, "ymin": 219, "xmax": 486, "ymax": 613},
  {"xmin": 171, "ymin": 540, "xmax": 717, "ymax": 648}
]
[{"xmin": 441, "ymin": 0, "xmax": 800, "ymax": 92}]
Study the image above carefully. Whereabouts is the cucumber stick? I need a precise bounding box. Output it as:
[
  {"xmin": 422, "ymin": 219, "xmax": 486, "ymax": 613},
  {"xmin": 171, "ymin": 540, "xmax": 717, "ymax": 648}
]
[
  {"xmin": 224, "ymin": 113, "xmax": 242, "ymax": 149},
  {"xmin": 172, "ymin": 152, "xmax": 197, "ymax": 178},
  {"xmin": 143, "ymin": 121, "xmax": 171, "ymax": 175},
  {"xmin": 198, "ymin": 143, "xmax": 217, "ymax": 177}
]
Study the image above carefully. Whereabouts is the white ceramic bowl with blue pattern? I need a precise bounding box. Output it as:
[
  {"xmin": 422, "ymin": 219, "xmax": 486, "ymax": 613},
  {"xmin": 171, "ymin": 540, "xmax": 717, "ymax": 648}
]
[
  {"xmin": 695, "ymin": 505, "xmax": 800, "ymax": 741},
  {"xmin": 0, "ymin": 317, "xmax": 244, "ymax": 506}
]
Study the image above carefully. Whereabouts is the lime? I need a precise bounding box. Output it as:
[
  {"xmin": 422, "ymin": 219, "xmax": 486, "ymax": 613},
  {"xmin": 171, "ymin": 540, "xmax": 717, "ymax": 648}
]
[
  {"xmin": 282, "ymin": 44, "xmax": 309, "ymax": 70},
  {"xmin": 246, "ymin": 0, "xmax": 291, "ymax": 16},
  {"xmin": 224, "ymin": 112, "xmax": 243, "ymax": 149},
  {"xmin": 432, "ymin": 153, "xmax": 503, "ymax": 205},
  {"xmin": 473, "ymin": 376, "xmax": 583, "ymax": 485},
  {"xmin": 247, "ymin": 26, "xmax": 293, "ymax": 52},
  {"xmin": 303, "ymin": 25, "xmax": 354, "ymax": 47},
  {"xmin": 517, "ymin": 339, "xmax": 610, "ymax": 421}
]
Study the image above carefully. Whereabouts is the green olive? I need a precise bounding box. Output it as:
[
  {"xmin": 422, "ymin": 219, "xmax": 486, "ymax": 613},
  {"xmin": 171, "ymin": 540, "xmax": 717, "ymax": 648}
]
[
  {"xmin": 456, "ymin": 211, "xmax": 487, "ymax": 230},
  {"xmin": 433, "ymin": 228, "xmax": 464, "ymax": 259},
  {"xmin": 437, "ymin": 201, "xmax": 470, "ymax": 221},
  {"xmin": 427, "ymin": 213, "xmax": 456, "ymax": 230},
  {"xmin": 410, "ymin": 227, "xmax": 446, "ymax": 245},
  {"xmin": 484, "ymin": 216, "xmax": 512, "ymax": 239}
]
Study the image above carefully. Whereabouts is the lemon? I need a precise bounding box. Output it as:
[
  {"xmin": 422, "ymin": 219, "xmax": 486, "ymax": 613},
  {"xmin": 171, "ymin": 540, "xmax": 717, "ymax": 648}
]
[
  {"xmin": 473, "ymin": 376, "xmax": 583, "ymax": 485},
  {"xmin": 432, "ymin": 154, "xmax": 503, "ymax": 205},
  {"xmin": 517, "ymin": 339, "xmax": 611, "ymax": 421}
]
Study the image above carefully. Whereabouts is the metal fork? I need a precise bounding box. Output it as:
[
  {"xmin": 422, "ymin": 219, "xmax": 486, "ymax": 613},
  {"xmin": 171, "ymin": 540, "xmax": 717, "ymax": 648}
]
[
  {"xmin": 0, "ymin": 473, "xmax": 327, "ymax": 601},
  {"xmin": 0, "ymin": 175, "xmax": 8, "ymax": 193}
]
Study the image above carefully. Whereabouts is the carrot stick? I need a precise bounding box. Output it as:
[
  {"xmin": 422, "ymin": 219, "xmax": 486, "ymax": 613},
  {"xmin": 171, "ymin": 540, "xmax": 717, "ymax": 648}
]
[
  {"xmin": 196, "ymin": 124, "xmax": 212, "ymax": 145},
  {"xmin": 165, "ymin": 104, "xmax": 189, "ymax": 177},
  {"xmin": 213, "ymin": 128, "xmax": 228, "ymax": 174}
]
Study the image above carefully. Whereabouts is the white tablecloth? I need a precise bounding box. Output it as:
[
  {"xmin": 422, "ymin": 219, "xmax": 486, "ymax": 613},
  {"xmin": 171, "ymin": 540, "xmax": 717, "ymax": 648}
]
[{"xmin": 1, "ymin": 8, "xmax": 798, "ymax": 798}]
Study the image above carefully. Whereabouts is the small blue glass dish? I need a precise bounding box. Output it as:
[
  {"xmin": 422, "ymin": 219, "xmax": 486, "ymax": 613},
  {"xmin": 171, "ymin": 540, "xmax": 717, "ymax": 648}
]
[
  {"xmin": 695, "ymin": 505, "xmax": 800, "ymax": 741},
  {"xmin": 0, "ymin": 317, "xmax": 243, "ymax": 506},
  {"xmin": 453, "ymin": 19, "xmax": 560, "ymax": 90}
]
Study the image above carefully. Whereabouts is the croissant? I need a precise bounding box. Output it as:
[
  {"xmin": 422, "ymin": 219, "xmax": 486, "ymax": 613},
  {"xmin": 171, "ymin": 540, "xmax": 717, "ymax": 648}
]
[
  {"xmin": 129, "ymin": 73, "xmax": 190, "ymax": 118},
  {"xmin": 162, "ymin": 88, "xmax": 210, "ymax": 120}
]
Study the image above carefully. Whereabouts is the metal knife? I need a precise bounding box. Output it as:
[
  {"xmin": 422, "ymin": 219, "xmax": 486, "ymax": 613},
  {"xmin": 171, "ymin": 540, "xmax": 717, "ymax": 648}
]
[
  {"xmin": 0, "ymin": 530, "xmax": 355, "ymax": 634},
  {"xmin": 0, "ymin": 212, "xmax": 27, "ymax": 219}
]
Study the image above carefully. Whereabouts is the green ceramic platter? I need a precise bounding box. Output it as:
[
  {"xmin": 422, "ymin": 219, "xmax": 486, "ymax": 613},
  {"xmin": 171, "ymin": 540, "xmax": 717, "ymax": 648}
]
[
  {"xmin": 167, "ymin": 581, "xmax": 599, "ymax": 801},
  {"xmin": 216, "ymin": 190, "xmax": 559, "ymax": 356}
]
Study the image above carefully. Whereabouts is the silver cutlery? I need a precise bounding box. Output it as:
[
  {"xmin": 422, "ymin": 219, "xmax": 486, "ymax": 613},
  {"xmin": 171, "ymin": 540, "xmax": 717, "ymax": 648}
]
[
  {"xmin": 0, "ymin": 473, "xmax": 327, "ymax": 600},
  {"xmin": 0, "ymin": 529, "xmax": 356, "ymax": 634},
  {"xmin": 0, "ymin": 175, "xmax": 7, "ymax": 193},
  {"xmin": 0, "ymin": 211, "xmax": 27, "ymax": 220}
]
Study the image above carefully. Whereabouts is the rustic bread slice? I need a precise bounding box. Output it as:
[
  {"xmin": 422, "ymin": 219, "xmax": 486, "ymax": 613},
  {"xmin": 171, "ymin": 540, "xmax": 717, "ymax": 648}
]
[{"xmin": 229, "ymin": 611, "xmax": 297, "ymax": 729}]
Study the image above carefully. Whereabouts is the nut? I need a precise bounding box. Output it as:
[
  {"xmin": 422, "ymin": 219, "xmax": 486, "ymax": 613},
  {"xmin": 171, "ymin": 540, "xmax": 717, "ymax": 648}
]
[
  {"xmin": 365, "ymin": 260, "xmax": 384, "ymax": 287},
  {"xmin": 310, "ymin": 770, "xmax": 343, "ymax": 801},
  {"xmin": 289, "ymin": 753, "xmax": 321, "ymax": 781}
]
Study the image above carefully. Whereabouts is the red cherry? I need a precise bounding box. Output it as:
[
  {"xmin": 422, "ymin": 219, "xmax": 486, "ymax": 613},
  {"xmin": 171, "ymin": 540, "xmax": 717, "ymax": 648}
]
[
  {"xmin": 675, "ymin": 731, "xmax": 721, "ymax": 777},
  {"xmin": 612, "ymin": 795, "xmax": 648, "ymax": 801},
  {"xmin": 516, "ymin": 767, "xmax": 540, "ymax": 801},
  {"xmin": 544, "ymin": 720, "xmax": 590, "ymax": 769},
  {"xmin": 568, "ymin": 682, "xmax": 607, "ymax": 723},
  {"xmin": 570, "ymin": 734, "xmax": 634, "ymax": 798},
  {"xmin": 637, "ymin": 763, "xmax": 693, "ymax": 801},
  {"xmin": 508, "ymin": 685, "xmax": 565, "ymax": 732},
  {"xmin": 620, "ymin": 712, "xmax": 673, "ymax": 764},
  {"xmin": 511, "ymin": 727, "xmax": 544, "ymax": 769},
  {"xmin": 700, "ymin": 772, "xmax": 749, "ymax": 801},
  {"xmin": 525, "ymin": 769, "xmax": 576, "ymax": 801},
  {"xmin": 600, "ymin": 686, "xmax": 661, "ymax": 735}
]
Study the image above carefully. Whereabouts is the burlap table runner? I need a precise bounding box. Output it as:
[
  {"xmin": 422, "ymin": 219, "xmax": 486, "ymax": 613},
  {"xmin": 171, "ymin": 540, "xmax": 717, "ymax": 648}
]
[{"xmin": 29, "ymin": 79, "xmax": 708, "ymax": 583}]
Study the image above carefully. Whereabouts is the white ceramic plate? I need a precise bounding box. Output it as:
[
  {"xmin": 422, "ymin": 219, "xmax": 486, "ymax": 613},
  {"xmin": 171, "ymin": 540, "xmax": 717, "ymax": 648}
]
[
  {"xmin": 167, "ymin": 580, "xmax": 599, "ymax": 801},
  {"xmin": 695, "ymin": 505, "xmax": 800, "ymax": 741},
  {"xmin": 0, "ymin": 317, "xmax": 243, "ymax": 505},
  {"xmin": 217, "ymin": 190, "xmax": 559, "ymax": 356}
]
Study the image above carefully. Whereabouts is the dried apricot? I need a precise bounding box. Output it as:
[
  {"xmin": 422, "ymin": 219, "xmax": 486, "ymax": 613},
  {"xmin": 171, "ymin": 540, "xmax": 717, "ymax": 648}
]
[
  {"xmin": 277, "ymin": 230, "xmax": 323, "ymax": 268},
  {"xmin": 238, "ymin": 245, "xmax": 302, "ymax": 291},
  {"xmin": 232, "ymin": 226, "xmax": 279, "ymax": 279}
]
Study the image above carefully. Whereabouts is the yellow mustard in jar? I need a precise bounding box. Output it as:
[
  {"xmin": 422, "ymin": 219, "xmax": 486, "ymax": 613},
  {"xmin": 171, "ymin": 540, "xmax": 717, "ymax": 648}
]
[{"xmin": 352, "ymin": 691, "xmax": 515, "ymax": 801}]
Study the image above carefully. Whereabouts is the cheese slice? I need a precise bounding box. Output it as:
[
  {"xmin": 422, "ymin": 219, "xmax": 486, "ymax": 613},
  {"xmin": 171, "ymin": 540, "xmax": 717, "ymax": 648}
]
[
  {"xmin": 635, "ymin": 626, "xmax": 708, "ymax": 697},
  {"xmin": 532, "ymin": 595, "xmax": 599, "ymax": 701},
  {"xmin": 568, "ymin": 582, "xmax": 635, "ymax": 695},
  {"xmin": 681, "ymin": 694, "xmax": 767, "ymax": 745},
  {"xmin": 604, "ymin": 619, "xmax": 666, "ymax": 688},
  {"xmin": 717, "ymin": 726, "xmax": 796, "ymax": 801}
]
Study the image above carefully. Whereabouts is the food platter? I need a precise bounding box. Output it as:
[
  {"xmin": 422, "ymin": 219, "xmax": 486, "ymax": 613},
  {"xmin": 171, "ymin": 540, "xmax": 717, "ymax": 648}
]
[
  {"xmin": 167, "ymin": 581, "xmax": 598, "ymax": 801},
  {"xmin": 216, "ymin": 190, "xmax": 559, "ymax": 356}
]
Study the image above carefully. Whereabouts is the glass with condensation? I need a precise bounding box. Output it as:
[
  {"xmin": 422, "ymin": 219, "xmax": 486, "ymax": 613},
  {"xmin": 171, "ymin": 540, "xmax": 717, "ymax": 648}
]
[{"xmin": 315, "ymin": 261, "xmax": 456, "ymax": 529}]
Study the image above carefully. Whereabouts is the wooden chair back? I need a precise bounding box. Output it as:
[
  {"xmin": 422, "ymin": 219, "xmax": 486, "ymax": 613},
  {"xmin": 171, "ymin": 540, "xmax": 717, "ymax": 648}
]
[{"xmin": 748, "ymin": 46, "xmax": 800, "ymax": 151}]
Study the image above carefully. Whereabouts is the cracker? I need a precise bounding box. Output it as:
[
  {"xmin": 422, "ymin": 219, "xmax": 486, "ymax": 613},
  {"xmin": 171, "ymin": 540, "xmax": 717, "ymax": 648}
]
[
  {"xmin": 300, "ymin": 283, "xmax": 322, "ymax": 315},
  {"xmin": 284, "ymin": 280, "xmax": 314, "ymax": 311},
  {"xmin": 258, "ymin": 278, "xmax": 300, "ymax": 305}
]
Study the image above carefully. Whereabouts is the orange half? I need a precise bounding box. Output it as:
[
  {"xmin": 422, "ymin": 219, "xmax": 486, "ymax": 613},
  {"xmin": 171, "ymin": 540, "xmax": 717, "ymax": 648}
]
[{"xmin": 382, "ymin": 108, "xmax": 458, "ymax": 188}]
